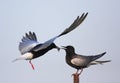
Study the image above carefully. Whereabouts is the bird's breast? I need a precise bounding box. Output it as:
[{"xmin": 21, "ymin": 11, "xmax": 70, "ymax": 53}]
[
  {"xmin": 71, "ymin": 58, "xmax": 87, "ymax": 66},
  {"xmin": 22, "ymin": 52, "xmax": 33, "ymax": 60}
]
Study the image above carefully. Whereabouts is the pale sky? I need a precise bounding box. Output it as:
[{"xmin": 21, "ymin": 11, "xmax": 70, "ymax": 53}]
[{"xmin": 0, "ymin": 0, "xmax": 119, "ymax": 83}]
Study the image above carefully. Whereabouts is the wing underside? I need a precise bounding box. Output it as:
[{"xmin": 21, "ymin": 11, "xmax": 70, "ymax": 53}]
[{"xmin": 19, "ymin": 32, "xmax": 39, "ymax": 54}]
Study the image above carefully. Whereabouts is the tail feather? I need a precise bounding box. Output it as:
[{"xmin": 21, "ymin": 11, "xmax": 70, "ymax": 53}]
[
  {"xmin": 12, "ymin": 57, "xmax": 26, "ymax": 62},
  {"xmin": 12, "ymin": 53, "xmax": 33, "ymax": 62},
  {"xmin": 95, "ymin": 60, "xmax": 111, "ymax": 64},
  {"xmin": 90, "ymin": 60, "xmax": 111, "ymax": 65},
  {"xmin": 12, "ymin": 58, "xmax": 21, "ymax": 62},
  {"xmin": 12, "ymin": 58, "xmax": 20, "ymax": 62}
]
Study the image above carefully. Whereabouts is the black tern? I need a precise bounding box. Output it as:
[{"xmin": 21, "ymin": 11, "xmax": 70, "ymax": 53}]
[{"xmin": 62, "ymin": 45, "xmax": 111, "ymax": 75}]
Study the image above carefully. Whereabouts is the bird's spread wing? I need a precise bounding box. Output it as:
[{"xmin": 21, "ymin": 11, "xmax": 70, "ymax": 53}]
[
  {"xmin": 33, "ymin": 36, "xmax": 58, "ymax": 51},
  {"xmin": 19, "ymin": 32, "xmax": 39, "ymax": 54},
  {"xmin": 34, "ymin": 13, "xmax": 88, "ymax": 51},
  {"xmin": 58, "ymin": 12, "xmax": 88, "ymax": 37}
]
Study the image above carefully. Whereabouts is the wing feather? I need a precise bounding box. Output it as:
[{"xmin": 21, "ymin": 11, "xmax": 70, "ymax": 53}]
[
  {"xmin": 58, "ymin": 12, "xmax": 88, "ymax": 37},
  {"xmin": 19, "ymin": 32, "xmax": 39, "ymax": 54},
  {"xmin": 19, "ymin": 13, "xmax": 88, "ymax": 53},
  {"xmin": 34, "ymin": 13, "xmax": 88, "ymax": 51}
]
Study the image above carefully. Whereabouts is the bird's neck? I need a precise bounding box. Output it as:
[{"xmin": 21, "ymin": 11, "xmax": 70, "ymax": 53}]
[{"xmin": 66, "ymin": 51, "xmax": 75, "ymax": 57}]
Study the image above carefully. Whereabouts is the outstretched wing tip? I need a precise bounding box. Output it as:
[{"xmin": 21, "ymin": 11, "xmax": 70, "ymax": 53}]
[{"xmin": 58, "ymin": 12, "xmax": 88, "ymax": 37}]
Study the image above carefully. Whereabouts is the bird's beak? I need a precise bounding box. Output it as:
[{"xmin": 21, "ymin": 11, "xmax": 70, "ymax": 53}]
[
  {"xmin": 61, "ymin": 46, "xmax": 67, "ymax": 49},
  {"xmin": 56, "ymin": 46, "xmax": 60, "ymax": 52}
]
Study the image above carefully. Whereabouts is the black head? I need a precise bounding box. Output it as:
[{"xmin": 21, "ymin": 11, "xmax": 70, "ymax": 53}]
[{"xmin": 62, "ymin": 45, "xmax": 75, "ymax": 55}]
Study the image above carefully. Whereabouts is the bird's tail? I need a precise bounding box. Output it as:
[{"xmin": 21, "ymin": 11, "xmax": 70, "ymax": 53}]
[
  {"xmin": 12, "ymin": 58, "xmax": 18, "ymax": 62},
  {"xmin": 90, "ymin": 60, "xmax": 111, "ymax": 65},
  {"xmin": 90, "ymin": 52, "xmax": 107, "ymax": 61},
  {"xmin": 12, "ymin": 53, "xmax": 33, "ymax": 62},
  {"xmin": 12, "ymin": 58, "xmax": 23, "ymax": 62},
  {"xmin": 12, "ymin": 56, "xmax": 28, "ymax": 62}
]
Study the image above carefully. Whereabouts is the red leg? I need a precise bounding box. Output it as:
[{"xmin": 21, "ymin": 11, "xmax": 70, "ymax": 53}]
[
  {"xmin": 78, "ymin": 69, "xmax": 83, "ymax": 75},
  {"xmin": 72, "ymin": 70, "xmax": 79, "ymax": 77},
  {"xmin": 29, "ymin": 60, "xmax": 35, "ymax": 70}
]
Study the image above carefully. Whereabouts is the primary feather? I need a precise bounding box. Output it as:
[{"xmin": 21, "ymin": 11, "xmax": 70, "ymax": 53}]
[
  {"xmin": 19, "ymin": 32, "xmax": 39, "ymax": 55},
  {"xmin": 30, "ymin": 13, "xmax": 88, "ymax": 52}
]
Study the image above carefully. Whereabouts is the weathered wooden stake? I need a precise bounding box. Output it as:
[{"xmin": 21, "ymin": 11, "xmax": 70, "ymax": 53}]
[{"xmin": 73, "ymin": 73, "xmax": 80, "ymax": 83}]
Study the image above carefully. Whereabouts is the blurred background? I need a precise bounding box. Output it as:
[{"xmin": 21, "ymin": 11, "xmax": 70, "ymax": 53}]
[{"xmin": 0, "ymin": 0, "xmax": 119, "ymax": 83}]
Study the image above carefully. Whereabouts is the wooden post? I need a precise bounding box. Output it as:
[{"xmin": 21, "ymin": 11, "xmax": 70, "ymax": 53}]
[{"xmin": 73, "ymin": 73, "xmax": 80, "ymax": 83}]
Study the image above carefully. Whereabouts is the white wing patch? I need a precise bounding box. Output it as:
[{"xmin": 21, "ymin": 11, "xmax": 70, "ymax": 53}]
[
  {"xmin": 71, "ymin": 58, "xmax": 85, "ymax": 66},
  {"xmin": 19, "ymin": 32, "xmax": 39, "ymax": 54},
  {"xmin": 19, "ymin": 41, "xmax": 39, "ymax": 54}
]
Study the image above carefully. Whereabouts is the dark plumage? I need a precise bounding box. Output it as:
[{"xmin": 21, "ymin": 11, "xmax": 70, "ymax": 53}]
[
  {"xmin": 62, "ymin": 45, "xmax": 111, "ymax": 74},
  {"xmin": 13, "ymin": 13, "xmax": 88, "ymax": 70}
]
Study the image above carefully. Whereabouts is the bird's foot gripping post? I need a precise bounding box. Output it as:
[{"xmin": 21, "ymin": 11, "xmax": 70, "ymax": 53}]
[{"xmin": 72, "ymin": 69, "xmax": 83, "ymax": 83}]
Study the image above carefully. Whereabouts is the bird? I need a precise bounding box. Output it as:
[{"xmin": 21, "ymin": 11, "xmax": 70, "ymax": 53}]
[
  {"xmin": 12, "ymin": 13, "xmax": 88, "ymax": 70},
  {"xmin": 62, "ymin": 45, "xmax": 111, "ymax": 75}
]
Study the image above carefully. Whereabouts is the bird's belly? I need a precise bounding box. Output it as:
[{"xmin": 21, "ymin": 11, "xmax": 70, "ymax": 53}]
[
  {"xmin": 71, "ymin": 58, "xmax": 87, "ymax": 66},
  {"xmin": 32, "ymin": 49, "xmax": 50, "ymax": 59}
]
